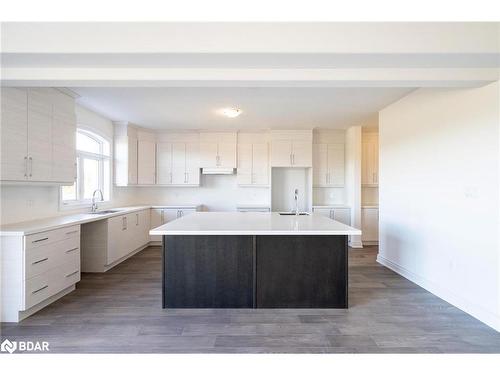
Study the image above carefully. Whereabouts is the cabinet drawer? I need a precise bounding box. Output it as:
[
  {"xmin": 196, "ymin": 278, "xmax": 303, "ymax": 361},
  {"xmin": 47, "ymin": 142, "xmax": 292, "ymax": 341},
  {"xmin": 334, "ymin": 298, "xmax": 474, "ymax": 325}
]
[
  {"xmin": 25, "ymin": 225, "xmax": 80, "ymax": 250},
  {"xmin": 57, "ymin": 258, "xmax": 81, "ymax": 291},
  {"xmin": 24, "ymin": 236, "xmax": 80, "ymax": 279},
  {"xmin": 24, "ymin": 272, "xmax": 52, "ymax": 309},
  {"xmin": 23, "ymin": 256, "xmax": 80, "ymax": 311}
]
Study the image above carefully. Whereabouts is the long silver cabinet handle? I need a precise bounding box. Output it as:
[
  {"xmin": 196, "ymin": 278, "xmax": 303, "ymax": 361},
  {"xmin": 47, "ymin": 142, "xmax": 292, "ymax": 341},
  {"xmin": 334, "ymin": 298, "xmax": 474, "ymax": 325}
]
[
  {"xmin": 28, "ymin": 156, "xmax": 33, "ymax": 177},
  {"xmin": 32, "ymin": 285, "xmax": 48, "ymax": 294},
  {"xmin": 65, "ymin": 270, "xmax": 79, "ymax": 278},
  {"xmin": 65, "ymin": 247, "xmax": 79, "ymax": 254},
  {"xmin": 32, "ymin": 237, "xmax": 49, "ymax": 243},
  {"xmin": 65, "ymin": 230, "xmax": 78, "ymax": 235},
  {"xmin": 24, "ymin": 156, "xmax": 28, "ymax": 177},
  {"xmin": 32, "ymin": 257, "xmax": 48, "ymax": 265}
]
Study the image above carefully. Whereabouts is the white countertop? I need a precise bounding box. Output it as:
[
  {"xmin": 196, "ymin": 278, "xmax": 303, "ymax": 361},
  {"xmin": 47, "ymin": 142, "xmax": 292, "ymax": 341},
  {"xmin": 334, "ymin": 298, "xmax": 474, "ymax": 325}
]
[
  {"xmin": 151, "ymin": 205, "xmax": 201, "ymax": 209},
  {"xmin": 0, "ymin": 206, "xmax": 153, "ymax": 236},
  {"xmin": 0, "ymin": 204, "xmax": 204, "ymax": 236},
  {"xmin": 149, "ymin": 212, "xmax": 361, "ymax": 236},
  {"xmin": 313, "ymin": 205, "xmax": 351, "ymax": 209}
]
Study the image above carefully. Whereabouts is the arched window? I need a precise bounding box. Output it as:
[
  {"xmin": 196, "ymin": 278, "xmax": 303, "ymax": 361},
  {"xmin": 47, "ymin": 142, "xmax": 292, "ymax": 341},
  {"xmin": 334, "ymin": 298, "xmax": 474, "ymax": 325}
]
[{"xmin": 61, "ymin": 129, "xmax": 111, "ymax": 206}]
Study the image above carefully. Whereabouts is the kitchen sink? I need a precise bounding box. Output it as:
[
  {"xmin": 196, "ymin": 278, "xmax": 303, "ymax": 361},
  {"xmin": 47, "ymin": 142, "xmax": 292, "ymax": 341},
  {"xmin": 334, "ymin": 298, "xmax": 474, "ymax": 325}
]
[
  {"xmin": 89, "ymin": 210, "xmax": 123, "ymax": 215},
  {"xmin": 278, "ymin": 212, "xmax": 310, "ymax": 216}
]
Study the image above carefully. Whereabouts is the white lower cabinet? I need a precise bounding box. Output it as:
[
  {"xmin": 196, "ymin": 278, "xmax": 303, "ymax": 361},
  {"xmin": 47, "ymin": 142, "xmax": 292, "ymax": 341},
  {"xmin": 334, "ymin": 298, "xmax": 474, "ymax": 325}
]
[
  {"xmin": 150, "ymin": 207, "xmax": 199, "ymax": 242},
  {"xmin": 361, "ymin": 208, "xmax": 379, "ymax": 243},
  {"xmin": 1, "ymin": 225, "xmax": 81, "ymax": 322},
  {"xmin": 81, "ymin": 209, "xmax": 151, "ymax": 272},
  {"xmin": 312, "ymin": 207, "xmax": 351, "ymax": 226}
]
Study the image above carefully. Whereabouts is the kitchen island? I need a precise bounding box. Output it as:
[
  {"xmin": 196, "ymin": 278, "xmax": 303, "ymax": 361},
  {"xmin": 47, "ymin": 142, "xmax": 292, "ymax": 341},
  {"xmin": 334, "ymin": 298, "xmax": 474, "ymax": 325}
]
[{"xmin": 149, "ymin": 212, "xmax": 361, "ymax": 309}]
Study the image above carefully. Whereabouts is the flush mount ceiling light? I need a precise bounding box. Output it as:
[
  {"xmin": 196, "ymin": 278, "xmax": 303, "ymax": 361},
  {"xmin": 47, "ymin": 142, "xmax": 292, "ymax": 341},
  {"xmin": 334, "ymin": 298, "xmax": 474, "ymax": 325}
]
[{"xmin": 219, "ymin": 107, "xmax": 242, "ymax": 118}]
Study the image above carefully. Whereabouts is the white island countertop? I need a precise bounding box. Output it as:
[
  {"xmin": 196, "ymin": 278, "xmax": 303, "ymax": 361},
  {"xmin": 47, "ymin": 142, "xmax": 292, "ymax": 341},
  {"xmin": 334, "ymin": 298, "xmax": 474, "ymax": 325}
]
[{"xmin": 150, "ymin": 212, "xmax": 361, "ymax": 236}]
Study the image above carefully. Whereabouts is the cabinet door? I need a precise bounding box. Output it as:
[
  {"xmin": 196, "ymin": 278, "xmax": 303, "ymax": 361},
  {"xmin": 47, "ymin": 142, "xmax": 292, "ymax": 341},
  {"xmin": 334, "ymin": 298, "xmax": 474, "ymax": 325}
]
[
  {"xmin": 252, "ymin": 143, "xmax": 269, "ymax": 186},
  {"xmin": 137, "ymin": 140, "xmax": 156, "ymax": 184},
  {"xmin": 271, "ymin": 140, "xmax": 292, "ymax": 167},
  {"xmin": 237, "ymin": 143, "xmax": 252, "ymax": 185},
  {"xmin": 156, "ymin": 142, "xmax": 173, "ymax": 184},
  {"xmin": 171, "ymin": 143, "xmax": 186, "ymax": 184},
  {"xmin": 327, "ymin": 144, "xmax": 345, "ymax": 186},
  {"xmin": 51, "ymin": 94, "xmax": 76, "ymax": 183},
  {"xmin": 313, "ymin": 144, "xmax": 328, "ymax": 187},
  {"xmin": 313, "ymin": 208, "xmax": 332, "ymax": 218},
  {"xmin": 150, "ymin": 208, "xmax": 163, "ymax": 242},
  {"xmin": 371, "ymin": 137, "xmax": 379, "ymax": 184},
  {"xmin": 128, "ymin": 137, "xmax": 138, "ymax": 184},
  {"xmin": 163, "ymin": 209, "xmax": 180, "ymax": 223},
  {"xmin": 217, "ymin": 142, "xmax": 236, "ymax": 168},
  {"xmin": 27, "ymin": 89, "xmax": 53, "ymax": 181},
  {"xmin": 333, "ymin": 208, "xmax": 350, "ymax": 225},
  {"xmin": 185, "ymin": 142, "xmax": 200, "ymax": 185},
  {"xmin": 0, "ymin": 88, "xmax": 28, "ymax": 181},
  {"xmin": 107, "ymin": 215, "xmax": 127, "ymax": 265},
  {"xmin": 362, "ymin": 208, "xmax": 379, "ymax": 242},
  {"xmin": 199, "ymin": 142, "xmax": 218, "ymax": 168},
  {"xmin": 362, "ymin": 136, "xmax": 378, "ymax": 185},
  {"xmin": 291, "ymin": 141, "xmax": 312, "ymax": 167}
]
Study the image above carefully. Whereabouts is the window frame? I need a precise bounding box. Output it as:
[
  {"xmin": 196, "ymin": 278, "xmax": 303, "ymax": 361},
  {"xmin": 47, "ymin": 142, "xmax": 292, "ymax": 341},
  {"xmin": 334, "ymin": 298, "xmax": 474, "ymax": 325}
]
[{"xmin": 60, "ymin": 128, "xmax": 112, "ymax": 210}]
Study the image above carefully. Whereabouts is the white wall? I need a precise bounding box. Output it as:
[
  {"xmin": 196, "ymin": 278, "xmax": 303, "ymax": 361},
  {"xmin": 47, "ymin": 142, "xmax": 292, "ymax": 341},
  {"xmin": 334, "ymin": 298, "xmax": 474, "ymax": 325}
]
[
  {"xmin": 0, "ymin": 104, "xmax": 136, "ymax": 225},
  {"xmin": 132, "ymin": 174, "xmax": 270, "ymax": 212},
  {"xmin": 378, "ymin": 82, "xmax": 500, "ymax": 331},
  {"xmin": 271, "ymin": 168, "xmax": 310, "ymax": 213}
]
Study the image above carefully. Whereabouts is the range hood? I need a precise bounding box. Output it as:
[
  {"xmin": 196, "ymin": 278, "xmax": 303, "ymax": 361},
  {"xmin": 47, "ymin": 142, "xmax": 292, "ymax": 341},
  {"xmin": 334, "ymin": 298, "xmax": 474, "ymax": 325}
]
[{"xmin": 202, "ymin": 168, "xmax": 235, "ymax": 175}]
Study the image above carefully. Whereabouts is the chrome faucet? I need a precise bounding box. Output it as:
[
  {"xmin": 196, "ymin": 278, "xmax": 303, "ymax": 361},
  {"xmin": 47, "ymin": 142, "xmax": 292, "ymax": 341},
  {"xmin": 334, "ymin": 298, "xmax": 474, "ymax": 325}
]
[
  {"xmin": 91, "ymin": 189, "xmax": 104, "ymax": 212},
  {"xmin": 294, "ymin": 188, "xmax": 299, "ymax": 216}
]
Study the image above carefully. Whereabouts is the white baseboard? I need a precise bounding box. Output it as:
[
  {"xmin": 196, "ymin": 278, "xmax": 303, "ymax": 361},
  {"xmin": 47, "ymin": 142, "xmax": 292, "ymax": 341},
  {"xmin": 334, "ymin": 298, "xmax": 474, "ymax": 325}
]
[
  {"xmin": 377, "ymin": 254, "xmax": 500, "ymax": 333},
  {"xmin": 349, "ymin": 240, "xmax": 363, "ymax": 248}
]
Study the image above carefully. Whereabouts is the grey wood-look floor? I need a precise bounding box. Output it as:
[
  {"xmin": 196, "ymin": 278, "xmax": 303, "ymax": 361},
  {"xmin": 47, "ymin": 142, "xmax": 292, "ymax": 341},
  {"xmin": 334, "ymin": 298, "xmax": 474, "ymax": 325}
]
[{"xmin": 2, "ymin": 246, "xmax": 500, "ymax": 353}]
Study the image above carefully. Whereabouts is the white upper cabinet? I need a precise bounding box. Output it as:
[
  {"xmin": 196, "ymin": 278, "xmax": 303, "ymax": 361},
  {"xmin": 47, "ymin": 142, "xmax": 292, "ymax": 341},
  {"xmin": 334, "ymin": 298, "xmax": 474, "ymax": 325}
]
[
  {"xmin": 270, "ymin": 130, "xmax": 312, "ymax": 167},
  {"xmin": 184, "ymin": 143, "xmax": 200, "ymax": 185},
  {"xmin": 156, "ymin": 142, "xmax": 173, "ymax": 184},
  {"xmin": 362, "ymin": 133, "xmax": 379, "ymax": 186},
  {"xmin": 137, "ymin": 139, "xmax": 156, "ymax": 185},
  {"xmin": 0, "ymin": 88, "xmax": 76, "ymax": 184},
  {"xmin": 199, "ymin": 132, "xmax": 237, "ymax": 169},
  {"xmin": 313, "ymin": 143, "xmax": 345, "ymax": 187},
  {"xmin": 156, "ymin": 133, "xmax": 200, "ymax": 186},
  {"xmin": 237, "ymin": 136, "xmax": 269, "ymax": 186},
  {"xmin": 114, "ymin": 122, "xmax": 138, "ymax": 186},
  {"xmin": 1, "ymin": 88, "xmax": 28, "ymax": 181}
]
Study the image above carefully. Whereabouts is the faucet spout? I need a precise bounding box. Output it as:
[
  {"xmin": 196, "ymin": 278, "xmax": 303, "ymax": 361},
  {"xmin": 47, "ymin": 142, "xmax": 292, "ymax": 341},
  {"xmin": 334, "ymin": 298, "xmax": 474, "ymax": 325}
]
[
  {"xmin": 91, "ymin": 189, "xmax": 104, "ymax": 213},
  {"xmin": 294, "ymin": 189, "xmax": 299, "ymax": 216}
]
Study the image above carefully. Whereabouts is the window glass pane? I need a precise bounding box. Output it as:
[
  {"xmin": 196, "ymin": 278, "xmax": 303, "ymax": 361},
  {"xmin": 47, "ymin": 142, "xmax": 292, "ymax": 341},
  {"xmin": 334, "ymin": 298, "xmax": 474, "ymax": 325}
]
[
  {"xmin": 77, "ymin": 132, "xmax": 100, "ymax": 154},
  {"xmin": 82, "ymin": 158, "xmax": 100, "ymax": 199},
  {"xmin": 61, "ymin": 183, "xmax": 77, "ymax": 201}
]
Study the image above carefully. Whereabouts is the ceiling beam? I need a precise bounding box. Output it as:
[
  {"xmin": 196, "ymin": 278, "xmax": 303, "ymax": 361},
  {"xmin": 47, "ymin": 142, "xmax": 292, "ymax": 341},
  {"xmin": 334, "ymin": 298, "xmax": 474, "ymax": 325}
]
[{"xmin": 2, "ymin": 67, "xmax": 498, "ymax": 88}]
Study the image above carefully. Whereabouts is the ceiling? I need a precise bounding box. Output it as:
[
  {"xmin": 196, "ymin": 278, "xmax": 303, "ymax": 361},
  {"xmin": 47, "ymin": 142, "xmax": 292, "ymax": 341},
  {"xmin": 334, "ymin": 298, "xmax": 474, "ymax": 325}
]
[{"xmin": 74, "ymin": 87, "xmax": 414, "ymax": 130}]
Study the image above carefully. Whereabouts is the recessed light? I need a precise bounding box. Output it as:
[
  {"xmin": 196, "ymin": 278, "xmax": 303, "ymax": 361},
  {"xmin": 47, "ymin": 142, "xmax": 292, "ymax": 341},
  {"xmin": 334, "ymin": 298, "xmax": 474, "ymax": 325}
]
[{"xmin": 219, "ymin": 107, "xmax": 242, "ymax": 118}]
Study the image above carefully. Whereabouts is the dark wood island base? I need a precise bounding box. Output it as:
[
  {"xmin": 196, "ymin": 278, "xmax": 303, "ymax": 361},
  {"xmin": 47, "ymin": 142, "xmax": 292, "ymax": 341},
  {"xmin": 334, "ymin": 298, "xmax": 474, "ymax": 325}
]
[{"xmin": 162, "ymin": 235, "xmax": 348, "ymax": 309}]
